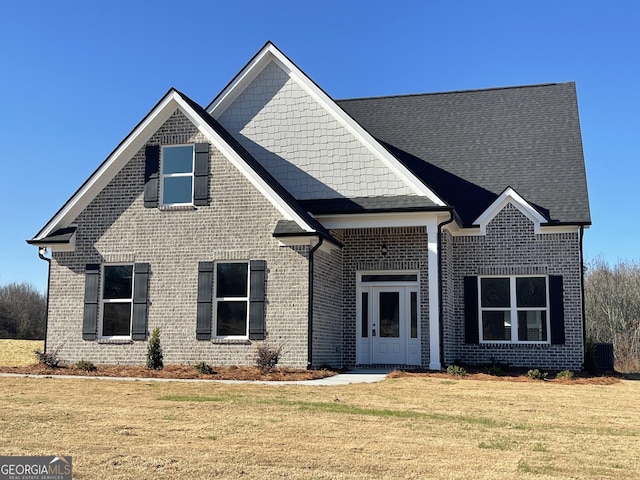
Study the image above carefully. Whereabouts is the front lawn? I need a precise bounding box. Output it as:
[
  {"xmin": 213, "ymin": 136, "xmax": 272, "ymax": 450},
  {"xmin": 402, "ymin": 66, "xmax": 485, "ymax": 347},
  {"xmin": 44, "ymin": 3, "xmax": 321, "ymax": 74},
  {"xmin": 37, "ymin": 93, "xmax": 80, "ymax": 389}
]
[{"xmin": 0, "ymin": 374, "xmax": 638, "ymax": 479}]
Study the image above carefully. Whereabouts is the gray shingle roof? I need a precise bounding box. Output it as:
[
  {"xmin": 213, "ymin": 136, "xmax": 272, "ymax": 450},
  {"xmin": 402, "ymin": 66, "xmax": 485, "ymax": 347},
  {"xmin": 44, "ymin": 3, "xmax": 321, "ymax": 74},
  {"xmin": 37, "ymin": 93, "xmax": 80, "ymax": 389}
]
[
  {"xmin": 337, "ymin": 83, "xmax": 591, "ymax": 226},
  {"xmin": 300, "ymin": 195, "xmax": 445, "ymax": 215}
]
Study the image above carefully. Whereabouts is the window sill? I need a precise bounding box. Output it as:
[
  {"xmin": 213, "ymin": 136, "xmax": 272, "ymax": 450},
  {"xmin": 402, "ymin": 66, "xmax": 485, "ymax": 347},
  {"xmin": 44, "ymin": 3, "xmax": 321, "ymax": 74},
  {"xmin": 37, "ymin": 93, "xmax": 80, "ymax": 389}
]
[
  {"xmin": 159, "ymin": 204, "xmax": 197, "ymax": 211},
  {"xmin": 211, "ymin": 338, "xmax": 251, "ymax": 345},
  {"xmin": 97, "ymin": 338, "xmax": 134, "ymax": 345},
  {"xmin": 477, "ymin": 342, "xmax": 551, "ymax": 348}
]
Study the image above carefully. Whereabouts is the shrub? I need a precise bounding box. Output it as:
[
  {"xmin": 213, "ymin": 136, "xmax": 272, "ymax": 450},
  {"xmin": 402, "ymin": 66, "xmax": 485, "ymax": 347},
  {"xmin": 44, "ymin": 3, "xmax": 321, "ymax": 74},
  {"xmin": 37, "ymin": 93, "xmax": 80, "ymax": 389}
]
[
  {"xmin": 446, "ymin": 364, "xmax": 467, "ymax": 376},
  {"xmin": 34, "ymin": 347, "xmax": 62, "ymax": 368},
  {"xmin": 194, "ymin": 361, "xmax": 214, "ymax": 375},
  {"xmin": 485, "ymin": 364, "xmax": 504, "ymax": 376},
  {"xmin": 527, "ymin": 369, "xmax": 548, "ymax": 380},
  {"xmin": 146, "ymin": 328, "xmax": 164, "ymax": 370},
  {"xmin": 256, "ymin": 342, "xmax": 285, "ymax": 373},
  {"xmin": 76, "ymin": 359, "xmax": 96, "ymax": 372},
  {"xmin": 556, "ymin": 370, "xmax": 575, "ymax": 380}
]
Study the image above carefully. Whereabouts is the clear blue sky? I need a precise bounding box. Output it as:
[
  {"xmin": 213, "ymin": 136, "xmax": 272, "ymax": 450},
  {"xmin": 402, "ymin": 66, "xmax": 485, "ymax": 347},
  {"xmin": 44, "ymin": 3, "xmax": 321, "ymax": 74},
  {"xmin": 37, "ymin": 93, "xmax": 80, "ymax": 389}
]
[{"xmin": 1, "ymin": 1, "xmax": 638, "ymax": 292}]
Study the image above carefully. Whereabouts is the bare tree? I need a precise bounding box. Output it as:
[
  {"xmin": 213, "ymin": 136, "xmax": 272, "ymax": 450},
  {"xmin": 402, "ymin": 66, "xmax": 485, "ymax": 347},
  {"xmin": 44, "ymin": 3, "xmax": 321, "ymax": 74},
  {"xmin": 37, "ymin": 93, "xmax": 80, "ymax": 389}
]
[
  {"xmin": 0, "ymin": 282, "xmax": 46, "ymax": 340},
  {"xmin": 584, "ymin": 258, "xmax": 640, "ymax": 372}
]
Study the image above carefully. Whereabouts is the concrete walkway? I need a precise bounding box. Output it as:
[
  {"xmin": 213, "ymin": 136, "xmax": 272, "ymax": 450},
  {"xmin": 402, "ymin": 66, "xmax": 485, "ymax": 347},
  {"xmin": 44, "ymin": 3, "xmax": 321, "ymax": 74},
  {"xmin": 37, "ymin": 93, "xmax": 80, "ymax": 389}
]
[{"xmin": 0, "ymin": 368, "xmax": 390, "ymax": 386}]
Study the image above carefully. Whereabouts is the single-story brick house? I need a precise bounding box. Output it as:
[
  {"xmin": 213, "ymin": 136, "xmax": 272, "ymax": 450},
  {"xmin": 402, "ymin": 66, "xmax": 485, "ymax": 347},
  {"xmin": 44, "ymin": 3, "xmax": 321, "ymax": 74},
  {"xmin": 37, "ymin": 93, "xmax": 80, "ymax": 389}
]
[{"xmin": 28, "ymin": 42, "xmax": 591, "ymax": 370}]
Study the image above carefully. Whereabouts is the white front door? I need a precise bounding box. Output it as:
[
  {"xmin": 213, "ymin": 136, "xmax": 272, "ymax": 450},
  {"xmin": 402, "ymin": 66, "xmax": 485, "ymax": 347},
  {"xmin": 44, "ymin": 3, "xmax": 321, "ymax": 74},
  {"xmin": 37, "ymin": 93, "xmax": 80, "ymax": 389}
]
[
  {"xmin": 371, "ymin": 287, "xmax": 404, "ymax": 364},
  {"xmin": 357, "ymin": 273, "xmax": 420, "ymax": 366}
]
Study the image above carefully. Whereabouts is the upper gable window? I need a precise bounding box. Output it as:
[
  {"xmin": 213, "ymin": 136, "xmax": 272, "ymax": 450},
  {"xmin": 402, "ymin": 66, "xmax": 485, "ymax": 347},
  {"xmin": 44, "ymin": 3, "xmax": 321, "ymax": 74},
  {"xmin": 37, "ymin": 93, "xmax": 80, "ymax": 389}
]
[{"xmin": 161, "ymin": 145, "xmax": 194, "ymax": 206}]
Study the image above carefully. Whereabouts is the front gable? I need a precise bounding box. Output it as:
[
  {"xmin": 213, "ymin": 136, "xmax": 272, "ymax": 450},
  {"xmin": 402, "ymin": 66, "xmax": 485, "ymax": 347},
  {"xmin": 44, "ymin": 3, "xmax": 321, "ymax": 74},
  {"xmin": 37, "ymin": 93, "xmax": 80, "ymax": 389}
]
[
  {"xmin": 474, "ymin": 187, "xmax": 548, "ymax": 235},
  {"xmin": 29, "ymin": 89, "xmax": 336, "ymax": 250},
  {"xmin": 208, "ymin": 42, "xmax": 445, "ymax": 205}
]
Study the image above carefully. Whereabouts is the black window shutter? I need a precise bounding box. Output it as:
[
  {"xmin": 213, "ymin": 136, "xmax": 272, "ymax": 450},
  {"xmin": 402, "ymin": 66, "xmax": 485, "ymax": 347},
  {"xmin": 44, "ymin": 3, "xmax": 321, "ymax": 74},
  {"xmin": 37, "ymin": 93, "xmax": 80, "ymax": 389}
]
[
  {"xmin": 83, "ymin": 264, "xmax": 100, "ymax": 340},
  {"xmin": 193, "ymin": 143, "xmax": 210, "ymax": 206},
  {"xmin": 196, "ymin": 262, "xmax": 213, "ymax": 340},
  {"xmin": 464, "ymin": 276, "xmax": 479, "ymax": 344},
  {"xmin": 131, "ymin": 263, "xmax": 150, "ymax": 340},
  {"xmin": 144, "ymin": 145, "xmax": 160, "ymax": 208},
  {"xmin": 249, "ymin": 260, "xmax": 266, "ymax": 340},
  {"xmin": 549, "ymin": 275, "xmax": 565, "ymax": 345}
]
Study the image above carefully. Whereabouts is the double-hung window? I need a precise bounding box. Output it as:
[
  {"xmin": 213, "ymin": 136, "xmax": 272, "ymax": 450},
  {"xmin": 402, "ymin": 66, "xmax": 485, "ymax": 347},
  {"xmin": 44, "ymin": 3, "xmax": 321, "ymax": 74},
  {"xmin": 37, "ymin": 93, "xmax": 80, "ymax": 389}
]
[
  {"xmin": 214, "ymin": 262, "xmax": 249, "ymax": 338},
  {"xmin": 101, "ymin": 265, "xmax": 134, "ymax": 337},
  {"xmin": 161, "ymin": 145, "xmax": 194, "ymax": 206},
  {"xmin": 479, "ymin": 276, "xmax": 549, "ymax": 343}
]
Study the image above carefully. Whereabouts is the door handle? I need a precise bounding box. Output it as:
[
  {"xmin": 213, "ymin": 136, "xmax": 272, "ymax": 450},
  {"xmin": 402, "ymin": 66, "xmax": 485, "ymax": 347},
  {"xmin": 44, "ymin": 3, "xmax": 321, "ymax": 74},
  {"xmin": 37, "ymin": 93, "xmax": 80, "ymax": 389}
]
[{"xmin": 372, "ymin": 323, "xmax": 376, "ymax": 337}]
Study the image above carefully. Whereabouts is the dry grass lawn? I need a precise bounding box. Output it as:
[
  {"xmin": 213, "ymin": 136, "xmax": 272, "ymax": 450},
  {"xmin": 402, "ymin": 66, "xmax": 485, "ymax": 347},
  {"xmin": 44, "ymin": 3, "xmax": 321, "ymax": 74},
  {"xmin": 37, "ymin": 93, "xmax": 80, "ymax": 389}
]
[
  {"xmin": 1, "ymin": 373, "xmax": 639, "ymax": 479},
  {"xmin": 0, "ymin": 339, "xmax": 43, "ymax": 366}
]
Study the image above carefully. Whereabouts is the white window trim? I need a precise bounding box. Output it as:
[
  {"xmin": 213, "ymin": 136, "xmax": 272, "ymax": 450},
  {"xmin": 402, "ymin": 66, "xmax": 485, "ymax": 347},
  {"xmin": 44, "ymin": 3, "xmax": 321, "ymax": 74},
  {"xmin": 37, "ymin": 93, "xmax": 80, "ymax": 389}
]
[
  {"xmin": 160, "ymin": 144, "xmax": 195, "ymax": 207},
  {"xmin": 99, "ymin": 263, "xmax": 134, "ymax": 340},
  {"xmin": 213, "ymin": 261, "xmax": 250, "ymax": 339},
  {"xmin": 478, "ymin": 275, "xmax": 550, "ymax": 344}
]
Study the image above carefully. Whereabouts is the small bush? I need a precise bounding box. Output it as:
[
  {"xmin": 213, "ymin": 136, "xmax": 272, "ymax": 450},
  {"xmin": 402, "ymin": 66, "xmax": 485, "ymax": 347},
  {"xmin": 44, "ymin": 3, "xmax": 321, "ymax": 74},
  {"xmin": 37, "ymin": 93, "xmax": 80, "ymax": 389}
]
[
  {"xmin": 256, "ymin": 342, "xmax": 285, "ymax": 373},
  {"xmin": 556, "ymin": 370, "xmax": 575, "ymax": 380},
  {"xmin": 447, "ymin": 364, "xmax": 467, "ymax": 376},
  {"xmin": 34, "ymin": 348, "xmax": 62, "ymax": 368},
  {"xmin": 527, "ymin": 369, "xmax": 548, "ymax": 380},
  {"xmin": 76, "ymin": 359, "xmax": 96, "ymax": 372},
  {"xmin": 146, "ymin": 328, "xmax": 164, "ymax": 370},
  {"xmin": 194, "ymin": 361, "xmax": 214, "ymax": 375},
  {"xmin": 485, "ymin": 364, "xmax": 503, "ymax": 376}
]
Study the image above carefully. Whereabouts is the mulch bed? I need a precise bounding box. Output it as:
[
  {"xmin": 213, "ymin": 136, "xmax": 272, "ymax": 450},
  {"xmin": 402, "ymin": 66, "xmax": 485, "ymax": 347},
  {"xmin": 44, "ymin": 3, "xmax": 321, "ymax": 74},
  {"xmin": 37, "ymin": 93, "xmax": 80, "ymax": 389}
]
[
  {"xmin": 0, "ymin": 364, "xmax": 336, "ymax": 381},
  {"xmin": 0, "ymin": 364, "xmax": 627, "ymax": 384},
  {"xmin": 389, "ymin": 368, "xmax": 623, "ymax": 385}
]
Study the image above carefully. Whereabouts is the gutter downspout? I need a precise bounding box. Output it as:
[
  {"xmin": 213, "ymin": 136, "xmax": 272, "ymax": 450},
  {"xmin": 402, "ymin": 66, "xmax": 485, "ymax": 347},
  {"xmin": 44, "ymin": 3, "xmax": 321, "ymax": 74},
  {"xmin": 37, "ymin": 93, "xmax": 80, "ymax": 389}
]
[
  {"xmin": 37, "ymin": 247, "xmax": 51, "ymax": 354},
  {"xmin": 579, "ymin": 225, "xmax": 586, "ymax": 362},
  {"xmin": 437, "ymin": 212, "xmax": 455, "ymax": 369},
  {"xmin": 307, "ymin": 237, "xmax": 324, "ymax": 369}
]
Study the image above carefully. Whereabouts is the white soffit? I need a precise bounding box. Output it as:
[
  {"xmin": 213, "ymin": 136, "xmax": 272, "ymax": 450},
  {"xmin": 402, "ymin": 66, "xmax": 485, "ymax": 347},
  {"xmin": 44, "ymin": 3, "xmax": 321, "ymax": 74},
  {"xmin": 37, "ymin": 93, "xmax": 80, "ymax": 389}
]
[
  {"xmin": 315, "ymin": 211, "xmax": 451, "ymax": 230},
  {"xmin": 207, "ymin": 42, "xmax": 446, "ymax": 207}
]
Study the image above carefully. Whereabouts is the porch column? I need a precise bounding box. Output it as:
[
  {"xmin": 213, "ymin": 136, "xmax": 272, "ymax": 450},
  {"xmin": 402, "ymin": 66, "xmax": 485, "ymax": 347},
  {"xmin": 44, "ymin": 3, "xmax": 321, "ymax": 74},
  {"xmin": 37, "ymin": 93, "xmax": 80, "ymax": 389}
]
[{"xmin": 426, "ymin": 218, "xmax": 441, "ymax": 370}]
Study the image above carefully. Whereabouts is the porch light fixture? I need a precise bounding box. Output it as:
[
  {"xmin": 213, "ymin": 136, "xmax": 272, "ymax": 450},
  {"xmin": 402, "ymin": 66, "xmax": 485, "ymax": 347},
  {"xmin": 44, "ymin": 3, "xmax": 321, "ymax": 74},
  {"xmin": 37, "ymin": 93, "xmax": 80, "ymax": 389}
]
[{"xmin": 381, "ymin": 243, "xmax": 388, "ymax": 257}]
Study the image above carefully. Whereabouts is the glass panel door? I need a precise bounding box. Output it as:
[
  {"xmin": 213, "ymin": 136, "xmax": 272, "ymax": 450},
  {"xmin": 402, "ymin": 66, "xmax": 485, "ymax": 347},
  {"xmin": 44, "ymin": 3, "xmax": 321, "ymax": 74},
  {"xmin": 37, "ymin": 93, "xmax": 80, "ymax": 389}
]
[{"xmin": 379, "ymin": 292, "xmax": 400, "ymax": 337}]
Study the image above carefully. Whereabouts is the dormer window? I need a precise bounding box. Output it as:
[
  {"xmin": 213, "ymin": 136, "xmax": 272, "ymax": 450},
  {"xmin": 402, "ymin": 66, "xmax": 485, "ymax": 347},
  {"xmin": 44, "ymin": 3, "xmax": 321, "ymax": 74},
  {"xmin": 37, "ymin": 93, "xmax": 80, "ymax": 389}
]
[{"xmin": 161, "ymin": 145, "xmax": 195, "ymax": 206}]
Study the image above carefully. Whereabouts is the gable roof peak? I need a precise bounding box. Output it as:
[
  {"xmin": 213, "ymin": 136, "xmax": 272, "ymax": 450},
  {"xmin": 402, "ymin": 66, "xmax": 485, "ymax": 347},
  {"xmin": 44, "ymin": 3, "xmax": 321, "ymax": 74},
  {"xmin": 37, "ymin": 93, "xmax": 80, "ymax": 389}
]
[
  {"xmin": 206, "ymin": 42, "xmax": 446, "ymax": 206},
  {"xmin": 474, "ymin": 186, "xmax": 548, "ymax": 234}
]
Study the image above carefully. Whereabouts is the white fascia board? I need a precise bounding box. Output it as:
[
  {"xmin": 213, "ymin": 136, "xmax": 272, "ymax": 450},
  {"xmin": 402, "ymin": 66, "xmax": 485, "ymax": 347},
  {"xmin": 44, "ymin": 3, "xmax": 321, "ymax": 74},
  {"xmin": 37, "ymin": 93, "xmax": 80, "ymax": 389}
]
[
  {"xmin": 207, "ymin": 43, "xmax": 446, "ymax": 207},
  {"xmin": 35, "ymin": 93, "xmax": 181, "ymax": 241},
  {"xmin": 46, "ymin": 232, "xmax": 77, "ymax": 253},
  {"xmin": 207, "ymin": 44, "xmax": 277, "ymax": 116},
  {"xmin": 538, "ymin": 225, "xmax": 581, "ymax": 234},
  {"xmin": 174, "ymin": 96, "xmax": 316, "ymax": 233},
  {"xmin": 449, "ymin": 222, "xmax": 581, "ymax": 237},
  {"xmin": 315, "ymin": 211, "xmax": 450, "ymax": 230},
  {"xmin": 474, "ymin": 187, "xmax": 547, "ymax": 235}
]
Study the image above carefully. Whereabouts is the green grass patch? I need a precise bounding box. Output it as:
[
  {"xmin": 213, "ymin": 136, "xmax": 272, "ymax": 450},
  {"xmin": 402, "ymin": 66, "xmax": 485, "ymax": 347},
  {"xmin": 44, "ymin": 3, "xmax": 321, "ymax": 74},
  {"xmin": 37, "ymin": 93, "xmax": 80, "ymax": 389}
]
[{"xmin": 478, "ymin": 439, "xmax": 513, "ymax": 450}]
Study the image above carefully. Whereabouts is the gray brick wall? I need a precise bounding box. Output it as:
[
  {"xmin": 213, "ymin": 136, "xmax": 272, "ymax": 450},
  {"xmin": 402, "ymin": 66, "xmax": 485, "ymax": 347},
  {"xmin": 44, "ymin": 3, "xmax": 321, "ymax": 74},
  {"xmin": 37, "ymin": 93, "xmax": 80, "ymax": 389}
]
[
  {"xmin": 443, "ymin": 203, "xmax": 584, "ymax": 370},
  {"xmin": 339, "ymin": 227, "xmax": 429, "ymax": 368},
  {"xmin": 311, "ymin": 244, "xmax": 343, "ymax": 368},
  {"xmin": 47, "ymin": 109, "xmax": 310, "ymax": 368}
]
